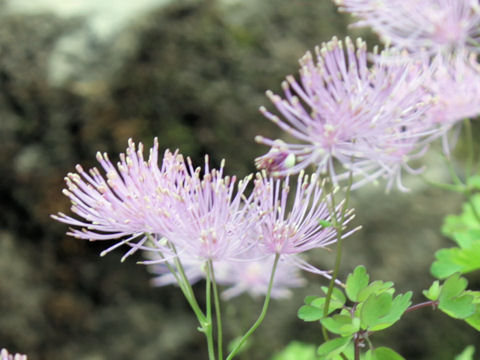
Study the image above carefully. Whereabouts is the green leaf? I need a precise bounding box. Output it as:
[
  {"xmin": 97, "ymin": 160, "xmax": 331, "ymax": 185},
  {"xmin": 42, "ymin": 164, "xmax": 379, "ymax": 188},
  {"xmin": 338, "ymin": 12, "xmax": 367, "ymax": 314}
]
[
  {"xmin": 451, "ymin": 229, "xmax": 480, "ymax": 248},
  {"xmin": 321, "ymin": 315, "xmax": 360, "ymax": 336},
  {"xmin": 439, "ymin": 274, "xmax": 468, "ymax": 300},
  {"xmin": 317, "ymin": 336, "xmax": 352, "ymax": 358},
  {"xmin": 360, "ymin": 292, "xmax": 392, "ymax": 330},
  {"xmin": 454, "ymin": 345, "xmax": 475, "ymax": 360},
  {"xmin": 372, "ymin": 347, "xmax": 406, "ymax": 360},
  {"xmin": 305, "ymin": 295, "xmax": 319, "ymax": 305},
  {"xmin": 270, "ymin": 341, "xmax": 318, "ymax": 360},
  {"xmin": 346, "ymin": 266, "xmax": 370, "ymax": 302},
  {"xmin": 465, "ymin": 307, "xmax": 480, "ymax": 331},
  {"xmin": 369, "ymin": 292, "xmax": 412, "ymax": 331},
  {"xmin": 431, "ymin": 241, "xmax": 480, "ymax": 279},
  {"xmin": 442, "ymin": 195, "xmax": 480, "ymax": 237},
  {"xmin": 439, "ymin": 293, "xmax": 476, "ymax": 319},
  {"xmin": 423, "ymin": 281, "xmax": 441, "ymax": 301},
  {"xmin": 321, "ymin": 286, "xmax": 347, "ymax": 305},
  {"xmin": 437, "ymin": 274, "xmax": 476, "ymax": 319},
  {"xmin": 357, "ymin": 281, "xmax": 395, "ymax": 302},
  {"xmin": 312, "ymin": 296, "xmax": 345, "ymax": 314},
  {"xmin": 298, "ymin": 305, "xmax": 325, "ymax": 322}
]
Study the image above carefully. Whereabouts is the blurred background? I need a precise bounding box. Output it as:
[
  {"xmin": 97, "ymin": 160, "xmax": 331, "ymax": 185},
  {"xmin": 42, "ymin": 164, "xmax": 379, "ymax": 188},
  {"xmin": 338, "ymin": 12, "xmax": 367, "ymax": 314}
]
[{"xmin": 0, "ymin": 0, "xmax": 478, "ymax": 359}]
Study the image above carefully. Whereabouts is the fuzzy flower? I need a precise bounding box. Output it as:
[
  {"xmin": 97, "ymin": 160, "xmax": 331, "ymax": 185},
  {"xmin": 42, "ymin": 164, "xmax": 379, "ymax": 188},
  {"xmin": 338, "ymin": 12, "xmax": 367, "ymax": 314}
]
[
  {"xmin": 52, "ymin": 138, "xmax": 187, "ymax": 261},
  {"xmin": 152, "ymin": 155, "xmax": 256, "ymax": 262},
  {"xmin": 0, "ymin": 349, "xmax": 27, "ymax": 360},
  {"xmin": 256, "ymin": 37, "xmax": 434, "ymax": 190},
  {"xmin": 335, "ymin": 0, "xmax": 480, "ymax": 54},
  {"xmin": 252, "ymin": 171, "xmax": 357, "ymax": 275}
]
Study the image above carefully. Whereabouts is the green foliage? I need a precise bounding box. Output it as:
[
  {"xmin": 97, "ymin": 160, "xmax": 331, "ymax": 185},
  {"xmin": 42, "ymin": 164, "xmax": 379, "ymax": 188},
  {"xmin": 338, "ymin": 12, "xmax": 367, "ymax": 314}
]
[
  {"xmin": 454, "ymin": 346, "xmax": 475, "ymax": 360},
  {"xmin": 438, "ymin": 274, "xmax": 476, "ymax": 319},
  {"xmin": 321, "ymin": 314, "xmax": 360, "ymax": 336},
  {"xmin": 423, "ymin": 274, "xmax": 478, "ymax": 326},
  {"xmin": 270, "ymin": 341, "xmax": 318, "ymax": 360},
  {"xmin": 422, "ymin": 280, "xmax": 441, "ymax": 301},
  {"xmin": 301, "ymin": 266, "xmax": 412, "ymax": 360},
  {"xmin": 346, "ymin": 265, "xmax": 370, "ymax": 302},
  {"xmin": 432, "ymin": 195, "xmax": 480, "ymax": 278},
  {"xmin": 298, "ymin": 290, "xmax": 346, "ymax": 322},
  {"xmin": 359, "ymin": 292, "xmax": 412, "ymax": 331},
  {"xmin": 317, "ymin": 336, "xmax": 352, "ymax": 359}
]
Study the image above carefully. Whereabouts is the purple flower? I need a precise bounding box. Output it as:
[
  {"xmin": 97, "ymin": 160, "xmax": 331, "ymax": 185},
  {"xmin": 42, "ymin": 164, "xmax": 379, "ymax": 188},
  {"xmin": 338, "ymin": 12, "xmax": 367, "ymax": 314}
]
[
  {"xmin": 256, "ymin": 37, "xmax": 434, "ymax": 191},
  {"xmin": 53, "ymin": 138, "xmax": 258, "ymax": 263},
  {"xmin": 0, "ymin": 349, "xmax": 27, "ymax": 360},
  {"xmin": 152, "ymin": 155, "xmax": 256, "ymax": 262},
  {"xmin": 335, "ymin": 0, "xmax": 480, "ymax": 54},
  {"xmin": 52, "ymin": 138, "xmax": 186, "ymax": 260},
  {"xmin": 252, "ymin": 171, "xmax": 357, "ymax": 275}
]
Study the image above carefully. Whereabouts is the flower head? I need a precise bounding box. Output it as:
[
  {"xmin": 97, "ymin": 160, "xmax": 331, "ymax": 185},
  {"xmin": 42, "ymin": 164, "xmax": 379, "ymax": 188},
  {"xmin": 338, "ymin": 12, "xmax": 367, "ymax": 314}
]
[
  {"xmin": 253, "ymin": 171, "xmax": 353, "ymax": 256},
  {"xmin": 52, "ymin": 138, "xmax": 187, "ymax": 260},
  {"xmin": 256, "ymin": 37, "xmax": 434, "ymax": 190},
  {"xmin": 335, "ymin": 0, "xmax": 480, "ymax": 54},
  {"xmin": 154, "ymin": 155, "xmax": 256, "ymax": 262}
]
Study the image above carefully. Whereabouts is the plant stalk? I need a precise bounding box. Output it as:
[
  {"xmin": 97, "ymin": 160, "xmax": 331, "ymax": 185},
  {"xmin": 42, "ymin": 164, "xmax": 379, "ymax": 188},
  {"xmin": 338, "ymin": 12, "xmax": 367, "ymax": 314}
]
[{"xmin": 226, "ymin": 254, "xmax": 280, "ymax": 360}]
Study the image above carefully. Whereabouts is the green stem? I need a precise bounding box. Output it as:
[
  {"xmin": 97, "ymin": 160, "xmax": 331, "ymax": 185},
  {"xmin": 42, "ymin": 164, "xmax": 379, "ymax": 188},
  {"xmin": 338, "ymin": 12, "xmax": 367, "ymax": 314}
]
[
  {"xmin": 420, "ymin": 175, "xmax": 466, "ymax": 193},
  {"xmin": 226, "ymin": 254, "xmax": 280, "ymax": 360},
  {"xmin": 169, "ymin": 246, "xmax": 207, "ymax": 325},
  {"xmin": 145, "ymin": 235, "xmax": 206, "ymax": 323},
  {"xmin": 205, "ymin": 263, "xmax": 216, "ymax": 360},
  {"xmin": 208, "ymin": 260, "xmax": 224, "ymax": 360},
  {"xmin": 323, "ymin": 173, "xmax": 353, "ymax": 333}
]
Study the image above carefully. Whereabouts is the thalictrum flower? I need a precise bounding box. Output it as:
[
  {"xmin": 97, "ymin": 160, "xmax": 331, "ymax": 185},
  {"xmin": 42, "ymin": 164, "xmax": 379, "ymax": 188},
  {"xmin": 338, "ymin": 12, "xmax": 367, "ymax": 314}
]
[
  {"xmin": 252, "ymin": 171, "xmax": 358, "ymax": 275},
  {"xmin": 154, "ymin": 155, "xmax": 256, "ymax": 262},
  {"xmin": 335, "ymin": 0, "xmax": 480, "ymax": 54},
  {"xmin": 52, "ymin": 138, "xmax": 186, "ymax": 261},
  {"xmin": 256, "ymin": 37, "xmax": 434, "ymax": 190}
]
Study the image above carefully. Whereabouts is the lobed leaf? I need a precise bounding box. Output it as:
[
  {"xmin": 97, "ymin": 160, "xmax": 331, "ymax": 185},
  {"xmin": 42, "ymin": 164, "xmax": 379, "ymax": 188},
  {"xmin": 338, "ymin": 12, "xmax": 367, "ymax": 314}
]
[
  {"xmin": 317, "ymin": 336, "xmax": 352, "ymax": 359},
  {"xmin": 346, "ymin": 266, "xmax": 370, "ymax": 302}
]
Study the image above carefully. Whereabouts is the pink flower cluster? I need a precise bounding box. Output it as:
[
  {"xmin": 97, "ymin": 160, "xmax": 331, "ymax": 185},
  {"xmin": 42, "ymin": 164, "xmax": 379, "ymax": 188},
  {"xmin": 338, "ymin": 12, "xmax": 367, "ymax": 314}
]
[
  {"xmin": 256, "ymin": 1, "xmax": 480, "ymax": 191},
  {"xmin": 53, "ymin": 139, "xmax": 356, "ymax": 298}
]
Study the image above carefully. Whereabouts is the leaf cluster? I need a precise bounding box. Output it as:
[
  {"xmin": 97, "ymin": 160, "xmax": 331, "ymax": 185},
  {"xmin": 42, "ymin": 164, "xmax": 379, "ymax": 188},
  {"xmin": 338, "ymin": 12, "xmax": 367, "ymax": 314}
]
[
  {"xmin": 423, "ymin": 274, "xmax": 480, "ymax": 330},
  {"xmin": 298, "ymin": 266, "xmax": 411, "ymax": 359}
]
